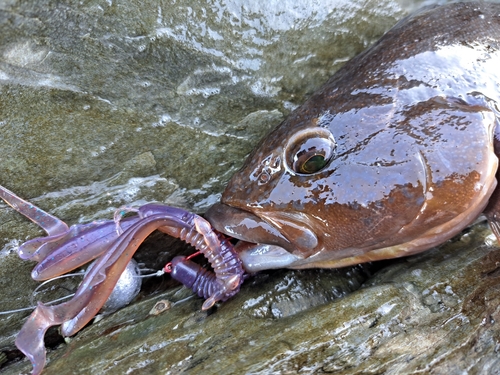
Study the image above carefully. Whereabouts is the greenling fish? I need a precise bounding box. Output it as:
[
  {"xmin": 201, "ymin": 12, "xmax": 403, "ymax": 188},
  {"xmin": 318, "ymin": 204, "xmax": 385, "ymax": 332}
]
[
  {"xmin": 205, "ymin": 2, "xmax": 500, "ymax": 272},
  {"xmin": 5, "ymin": 3, "xmax": 500, "ymax": 374}
]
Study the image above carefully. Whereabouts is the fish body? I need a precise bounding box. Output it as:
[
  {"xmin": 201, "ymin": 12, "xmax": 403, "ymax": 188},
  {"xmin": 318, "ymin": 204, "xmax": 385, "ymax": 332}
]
[
  {"xmin": 206, "ymin": 2, "xmax": 500, "ymax": 272},
  {"xmin": 2, "ymin": 4, "xmax": 500, "ymax": 373}
]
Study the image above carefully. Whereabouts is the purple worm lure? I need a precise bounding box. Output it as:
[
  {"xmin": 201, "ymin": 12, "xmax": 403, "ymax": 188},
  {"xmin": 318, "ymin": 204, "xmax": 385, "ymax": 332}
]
[{"xmin": 0, "ymin": 185, "xmax": 244, "ymax": 375}]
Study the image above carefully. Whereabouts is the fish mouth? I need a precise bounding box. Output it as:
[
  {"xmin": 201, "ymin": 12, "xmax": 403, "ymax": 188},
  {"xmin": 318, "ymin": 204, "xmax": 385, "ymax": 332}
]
[{"xmin": 204, "ymin": 203, "xmax": 319, "ymax": 272}]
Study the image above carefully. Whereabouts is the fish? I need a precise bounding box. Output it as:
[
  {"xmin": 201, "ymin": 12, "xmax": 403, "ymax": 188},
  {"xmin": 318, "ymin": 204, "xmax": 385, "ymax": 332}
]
[{"xmin": 205, "ymin": 2, "xmax": 500, "ymax": 273}]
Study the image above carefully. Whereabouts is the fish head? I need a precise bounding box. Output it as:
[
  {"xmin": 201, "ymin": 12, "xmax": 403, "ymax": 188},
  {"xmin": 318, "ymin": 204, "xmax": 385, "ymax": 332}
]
[
  {"xmin": 205, "ymin": 5, "xmax": 500, "ymax": 272},
  {"xmin": 206, "ymin": 91, "xmax": 426, "ymax": 271},
  {"xmin": 206, "ymin": 85, "xmax": 498, "ymax": 272}
]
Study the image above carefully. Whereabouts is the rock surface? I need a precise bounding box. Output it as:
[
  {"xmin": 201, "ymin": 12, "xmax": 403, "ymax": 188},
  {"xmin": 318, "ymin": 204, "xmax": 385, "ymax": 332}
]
[{"xmin": 1, "ymin": 0, "xmax": 500, "ymax": 374}]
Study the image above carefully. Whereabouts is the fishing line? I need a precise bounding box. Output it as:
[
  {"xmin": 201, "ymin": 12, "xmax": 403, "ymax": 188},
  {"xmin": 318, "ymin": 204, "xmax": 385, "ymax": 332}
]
[
  {"xmin": 0, "ymin": 272, "xmax": 84, "ymax": 316},
  {"xmin": 0, "ymin": 251, "xmax": 205, "ymax": 316},
  {"xmin": 0, "ymin": 263, "xmax": 170, "ymax": 316}
]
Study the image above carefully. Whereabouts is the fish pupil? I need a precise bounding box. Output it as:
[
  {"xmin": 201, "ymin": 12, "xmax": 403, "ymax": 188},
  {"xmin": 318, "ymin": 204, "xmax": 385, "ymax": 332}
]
[{"xmin": 301, "ymin": 154, "xmax": 327, "ymax": 174}]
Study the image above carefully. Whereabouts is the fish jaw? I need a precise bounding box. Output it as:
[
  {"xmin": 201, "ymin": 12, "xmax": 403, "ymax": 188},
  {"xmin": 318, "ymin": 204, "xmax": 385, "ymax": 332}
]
[{"xmin": 204, "ymin": 202, "xmax": 319, "ymax": 271}]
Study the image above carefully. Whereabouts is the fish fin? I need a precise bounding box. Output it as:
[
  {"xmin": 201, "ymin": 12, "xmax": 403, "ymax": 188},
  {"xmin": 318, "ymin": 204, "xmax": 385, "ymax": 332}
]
[
  {"xmin": 484, "ymin": 180, "xmax": 500, "ymax": 243},
  {"xmin": 488, "ymin": 218, "xmax": 500, "ymax": 242},
  {"xmin": 484, "ymin": 107, "xmax": 500, "ymax": 243}
]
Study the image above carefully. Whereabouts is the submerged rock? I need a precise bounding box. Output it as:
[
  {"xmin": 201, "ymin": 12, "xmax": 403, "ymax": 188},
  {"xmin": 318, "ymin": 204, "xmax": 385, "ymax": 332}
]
[{"xmin": 1, "ymin": 0, "xmax": 499, "ymax": 374}]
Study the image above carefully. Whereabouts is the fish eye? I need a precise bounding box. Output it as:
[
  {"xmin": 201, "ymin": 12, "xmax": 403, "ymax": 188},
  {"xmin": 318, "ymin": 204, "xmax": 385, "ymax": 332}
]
[{"xmin": 285, "ymin": 129, "xmax": 336, "ymax": 175}]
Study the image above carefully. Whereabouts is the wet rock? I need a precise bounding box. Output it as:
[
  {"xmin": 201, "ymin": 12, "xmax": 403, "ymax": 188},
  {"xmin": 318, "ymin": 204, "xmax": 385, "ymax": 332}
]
[
  {"xmin": 3, "ymin": 223, "xmax": 500, "ymax": 375},
  {"xmin": 1, "ymin": 0, "xmax": 500, "ymax": 374}
]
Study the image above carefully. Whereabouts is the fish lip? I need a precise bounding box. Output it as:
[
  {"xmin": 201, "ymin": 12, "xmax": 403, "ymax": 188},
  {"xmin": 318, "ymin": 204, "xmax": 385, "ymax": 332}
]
[
  {"xmin": 204, "ymin": 202, "xmax": 319, "ymax": 257},
  {"xmin": 204, "ymin": 202, "xmax": 292, "ymax": 250}
]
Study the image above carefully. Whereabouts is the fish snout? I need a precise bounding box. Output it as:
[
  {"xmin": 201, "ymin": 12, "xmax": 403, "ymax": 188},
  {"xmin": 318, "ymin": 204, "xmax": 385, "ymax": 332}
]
[{"xmin": 205, "ymin": 203, "xmax": 320, "ymax": 265}]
